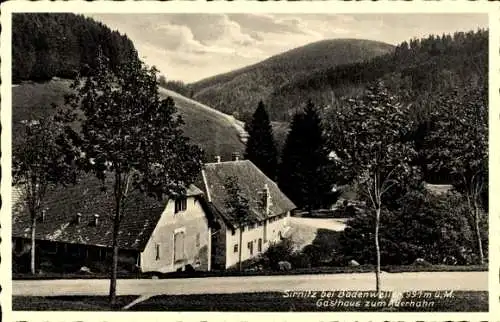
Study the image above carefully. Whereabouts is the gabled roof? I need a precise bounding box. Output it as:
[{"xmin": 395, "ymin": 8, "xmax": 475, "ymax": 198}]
[
  {"xmin": 12, "ymin": 175, "xmax": 205, "ymax": 251},
  {"xmin": 201, "ymin": 160, "xmax": 296, "ymax": 228}
]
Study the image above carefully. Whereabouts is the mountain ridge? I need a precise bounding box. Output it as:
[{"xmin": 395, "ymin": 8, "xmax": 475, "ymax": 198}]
[{"xmin": 190, "ymin": 38, "xmax": 395, "ymax": 121}]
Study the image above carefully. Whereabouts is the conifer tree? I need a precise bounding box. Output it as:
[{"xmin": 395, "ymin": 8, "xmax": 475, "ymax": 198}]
[
  {"xmin": 244, "ymin": 101, "xmax": 278, "ymax": 180},
  {"xmin": 278, "ymin": 101, "xmax": 331, "ymax": 210}
]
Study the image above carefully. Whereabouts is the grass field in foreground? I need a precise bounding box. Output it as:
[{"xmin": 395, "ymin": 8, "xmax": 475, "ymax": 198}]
[{"xmin": 13, "ymin": 291, "xmax": 488, "ymax": 312}]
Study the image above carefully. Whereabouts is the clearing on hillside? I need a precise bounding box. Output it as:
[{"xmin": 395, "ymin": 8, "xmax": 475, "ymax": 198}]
[{"xmin": 12, "ymin": 79, "xmax": 245, "ymax": 161}]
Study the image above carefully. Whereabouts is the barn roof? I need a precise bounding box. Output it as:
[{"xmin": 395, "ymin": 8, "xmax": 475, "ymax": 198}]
[
  {"xmin": 12, "ymin": 175, "xmax": 206, "ymax": 251},
  {"xmin": 201, "ymin": 160, "xmax": 296, "ymax": 229}
]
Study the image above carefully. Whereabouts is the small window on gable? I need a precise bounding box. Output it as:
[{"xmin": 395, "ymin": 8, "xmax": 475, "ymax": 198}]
[
  {"xmin": 174, "ymin": 197, "xmax": 187, "ymax": 214},
  {"xmin": 233, "ymin": 244, "xmax": 238, "ymax": 253},
  {"xmin": 155, "ymin": 243, "xmax": 160, "ymax": 260},
  {"xmin": 196, "ymin": 233, "xmax": 200, "ymax": 248}
]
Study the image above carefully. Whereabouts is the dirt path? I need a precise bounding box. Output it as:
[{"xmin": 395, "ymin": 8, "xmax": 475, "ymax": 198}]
[{"xmin": 288, "ymin": 217, "xmax": 347, "ymax": 250}]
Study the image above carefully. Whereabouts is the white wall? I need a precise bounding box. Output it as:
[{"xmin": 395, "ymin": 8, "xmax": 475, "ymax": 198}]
[
  {"xmin": 224, "ymin": 211, "xmax": 291, "ymax": 268},
  {"xmin": 141, "ymin": 196, "xmax": 210, "ymax": 273}
]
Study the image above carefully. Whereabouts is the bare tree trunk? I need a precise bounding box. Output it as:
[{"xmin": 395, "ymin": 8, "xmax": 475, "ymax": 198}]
[
  {"xmin": 466, "ymin": 190, "xmax": 484, "ymax": 265},
  {"xmin": 473, "ymin": 201, "xmax": 485, "ymax": 264},
  {"xmin": 30, "ymin": 215, "xmax": 36, "ymax": 275},
  {"xmin": 109, "ymin": 214, "xmax": 120, "ymax": 307},
  {"xmin": 238, "ymin": 226, "xmax": 243, "ymax": 272},
  {"xmin": 110, "ymin": 172, "xmax": 123, "ymax": 307},
  {"xmin": 375, "ymin": 207, "xmax": 381, "ymax": 294}
]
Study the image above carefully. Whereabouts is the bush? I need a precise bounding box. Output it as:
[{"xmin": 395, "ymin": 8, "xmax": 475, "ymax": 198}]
[
  {"xmin": 327, "ymin": 251, "xmax": 349, "ymax": 267},
  {"xmin": 262, "ymin": 238, "xmax": 294, "ymax": 270},
  {"xmin": 289, "ymin": 252, "xmax": 311, "ymax": 269},
  {"xmin": 302, "ymin": 244, "xmax": 323, "ymax": 267}
]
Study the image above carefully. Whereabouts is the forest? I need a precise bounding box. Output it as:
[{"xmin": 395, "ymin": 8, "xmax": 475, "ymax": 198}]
[
  {"xmin": 268, "ymin": 29, "xmax": 488, "ymax": 121},
  {"xmin": 12, "ymin": 13, "xmax": 139, "ymax": 83}
]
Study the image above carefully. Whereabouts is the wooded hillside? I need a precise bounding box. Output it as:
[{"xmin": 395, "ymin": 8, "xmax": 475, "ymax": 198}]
[
  {"xmin": 270, "ymin": 29, "xmax": 488, "ymax": 121},
  {"xmin": 190, "ymin": 39, "xmax": 394, "ymax": 122},
  {"xmin": 12, "ymin": 13, "xmax": 138, "ymax": 83}
]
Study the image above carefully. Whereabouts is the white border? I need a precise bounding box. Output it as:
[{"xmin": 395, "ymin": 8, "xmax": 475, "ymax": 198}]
[{"xmin": 1, "ymin": 1, "xmax": 498, "ymax": 321}]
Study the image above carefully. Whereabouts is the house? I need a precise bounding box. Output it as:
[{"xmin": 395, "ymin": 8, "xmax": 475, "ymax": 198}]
[
  {"xmin": 200, "ymin": 154, "xmax": 296, "ymax": 269},
  {"xmin": 12, "ymin": 175, "xmax": 218, "ymax": 274}
]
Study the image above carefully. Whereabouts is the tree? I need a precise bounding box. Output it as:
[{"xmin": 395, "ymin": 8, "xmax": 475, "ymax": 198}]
[
  {"xmin": 61, "ymin": 52, "xmax": 204, "ymax": 305},
  {"xmin": 338, "ymin": 190, "xmax": 477, "ymax": 266},
  {"xmin": 158, "ymin": 75, "xmax": 167, "ymax": 88},
  {"xmin": 326, "ymin": 82, "xmax": 420, "ymax": 293},
  {"xmin": 422, "ymin": 85, "xmax": 488, "ymax": 264},
  {"xmin": 12, "ymin": 117, "xmax": 78, "ymax": 274},
  {"xmin": 278, "ymin": 100, "xmax": 332, "ymax": 210},
  {"xmin": 244, "ymin": 101, "xmax": 278, "ymax": 180},
  {"xmin": 224, "ymin": 176, "xmax": 252, "ymax": 272}
]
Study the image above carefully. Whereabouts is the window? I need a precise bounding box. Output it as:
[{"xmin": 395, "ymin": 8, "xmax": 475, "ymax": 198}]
[
  {"xmin": 231, "ymin": 229, "xmax": 236, "ymax": 236},
  {"xmin": 258, "ymin": 238, "xmax": 262, "ymax": 252},
  {"xmin": 233, "ymin": 244, "xmax": 238, "ymax": 253},
  {"xmin": 155, "ymin": 243, "xmax": 160, "ymax": 260},
  {"xmin": 174, "ymin": 198, "xmax": 187, "ymax": 213},
  {"xmin": 174, "ymin": 231, "xmax": 185, "ymax": 262},
  {"xmin": 248, "ymin": 241, "xmax": 254, "ymax": 255},
  {"xmin": 196, "ymin": 233, "xmax": 200, "ymax": 248}
]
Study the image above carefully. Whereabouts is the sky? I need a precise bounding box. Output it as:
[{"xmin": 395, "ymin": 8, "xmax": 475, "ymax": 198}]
[{"xmin": 88, "ymin": 13, "xmax": 488, "ymax": 83}]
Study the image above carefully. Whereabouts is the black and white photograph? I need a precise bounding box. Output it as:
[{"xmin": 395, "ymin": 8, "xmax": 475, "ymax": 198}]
[{"xmin": 2, "ymin": 1, "xmax": 495, "ymax": 316}]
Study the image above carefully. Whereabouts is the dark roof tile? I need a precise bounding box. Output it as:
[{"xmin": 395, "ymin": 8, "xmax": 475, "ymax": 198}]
[
  {"xmin": 12, "ymin": 175, "xmax": 204, "ymax": 251},
  {"xmin": 201, "ymin": 160, "xmax": 296, "ymax": 228}
]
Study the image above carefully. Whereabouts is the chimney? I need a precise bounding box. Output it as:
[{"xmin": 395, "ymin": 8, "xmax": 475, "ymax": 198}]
[
  {"xmin": 93, "ymin": 214, "xmax": 100, "ymax": 226},
  {"xmin": 76, "ymin": 213, "xmax": 82, "ymax": 224},
  {"xmin": 215, "ymin": 155, "xmax": 221, "ymax": 163},
  {"xmin": 232, "ymin": 152, "xmax": 240, "ymax": 161},
  {"xmin": 262, "ymin": 183, "xmax": 271, "ymax": 216}
]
